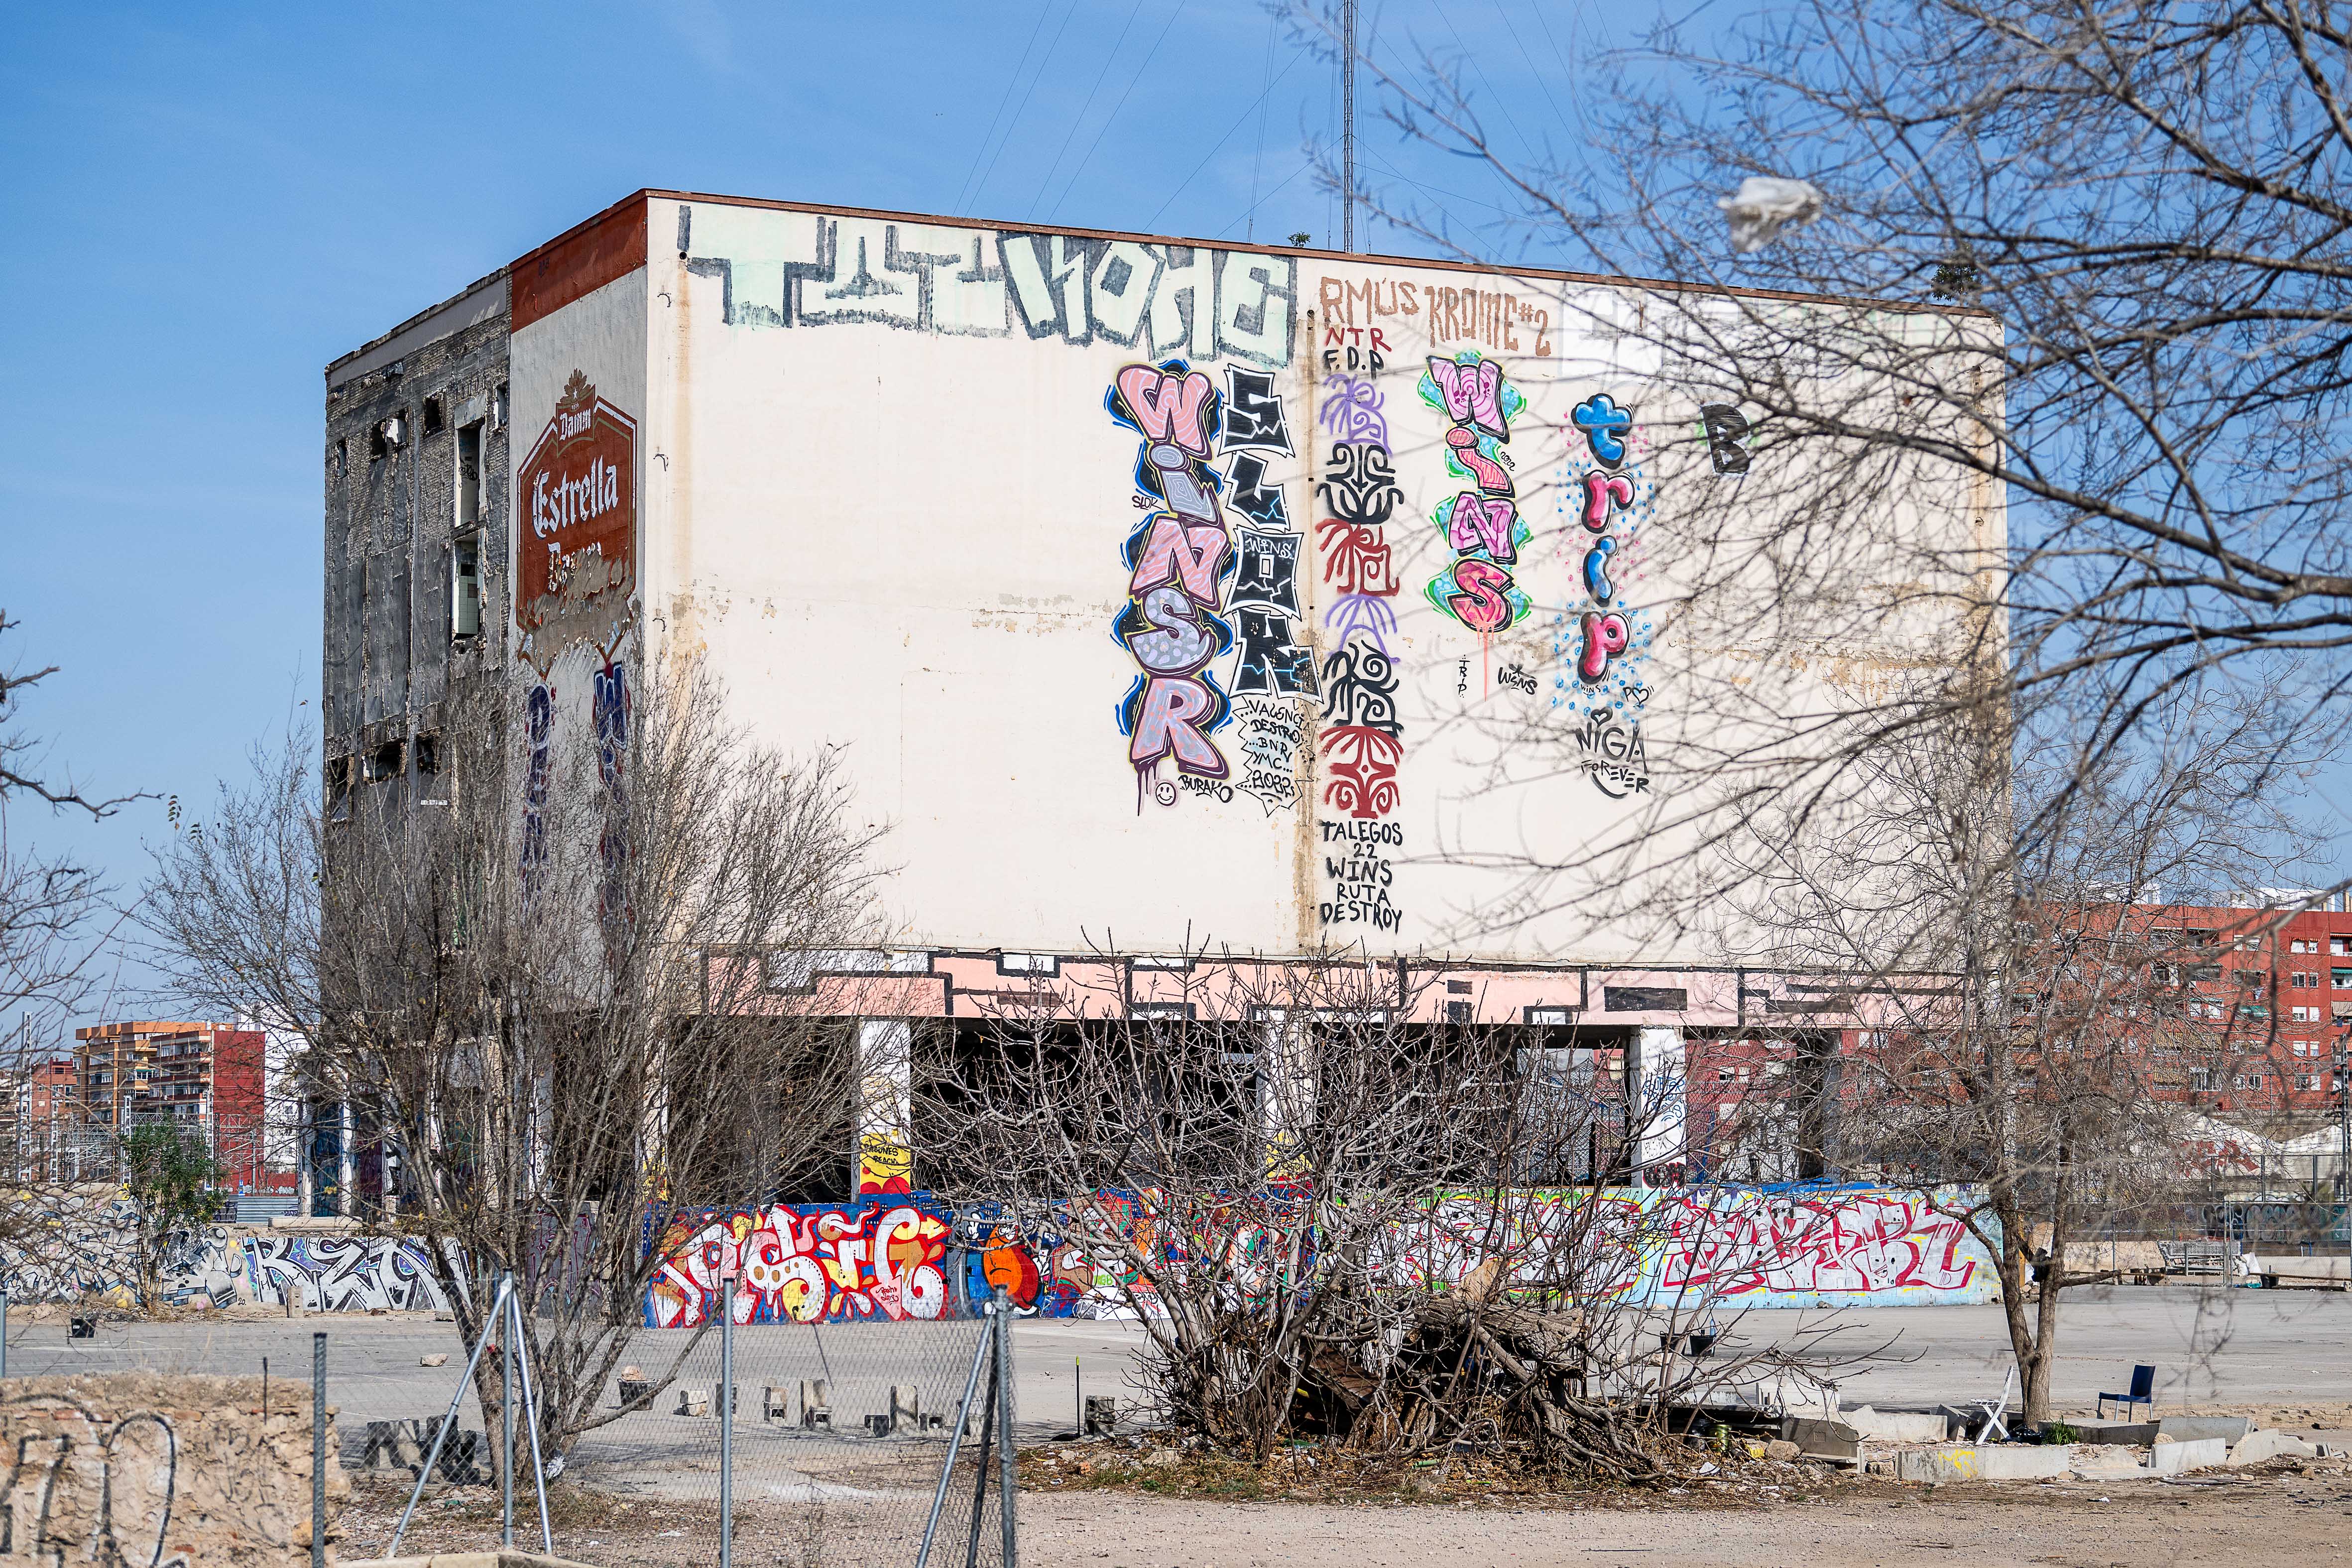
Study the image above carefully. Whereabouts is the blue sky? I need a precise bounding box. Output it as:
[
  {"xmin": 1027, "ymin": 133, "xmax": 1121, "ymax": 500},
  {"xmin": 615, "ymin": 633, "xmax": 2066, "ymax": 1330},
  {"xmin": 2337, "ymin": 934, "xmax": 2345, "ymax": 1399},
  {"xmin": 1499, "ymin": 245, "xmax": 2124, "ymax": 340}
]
[{"xmin": 2, "ymin": 1, "xmax": 1631, "ymax": 1021}]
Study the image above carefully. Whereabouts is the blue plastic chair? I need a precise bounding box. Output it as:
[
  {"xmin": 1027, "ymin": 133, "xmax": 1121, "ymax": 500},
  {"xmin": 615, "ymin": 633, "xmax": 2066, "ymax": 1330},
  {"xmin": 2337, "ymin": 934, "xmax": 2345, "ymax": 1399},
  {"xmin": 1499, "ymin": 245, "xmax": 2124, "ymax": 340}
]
[{"xmin": 2098, "ymin": 1363, "xmax": 2155, "ymax": 1419}]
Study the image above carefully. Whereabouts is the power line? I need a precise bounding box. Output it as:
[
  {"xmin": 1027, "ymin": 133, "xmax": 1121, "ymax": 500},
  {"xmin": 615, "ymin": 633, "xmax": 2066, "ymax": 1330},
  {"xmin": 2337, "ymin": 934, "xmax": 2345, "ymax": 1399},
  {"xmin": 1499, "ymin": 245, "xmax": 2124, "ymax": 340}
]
[
  {"xmin": 952, "ymin": 0, "xmax": 1058, "ymax": 216},
  {"xmin": 1025, "ymin": 0, "xmax": 1155, "ymax": 221},
  {"xmin": 1248, "ymin": 5, "xmax": 1276, "ymax": 242},
  {"xmin": 1143, "ymin": 45, "xmax": 1308, "ymax": 235},
  {"xmin": 967, "ymin": 0, "xmax": 1087, "ymax": 215},
  {"xmin": 1045, "ymin": 0, "xmax": 1191, "ymax": 226}
]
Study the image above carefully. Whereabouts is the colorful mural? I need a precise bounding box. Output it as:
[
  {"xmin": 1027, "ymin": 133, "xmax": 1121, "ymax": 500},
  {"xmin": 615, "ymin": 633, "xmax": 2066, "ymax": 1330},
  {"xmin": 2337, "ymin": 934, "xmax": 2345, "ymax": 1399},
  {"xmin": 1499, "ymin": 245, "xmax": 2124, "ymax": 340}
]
[
  {"xmin": 1420, "ymin": 353, "xmax": 1532, "ymax": 634},
  {"xmin": 1559, "ymin": 392, "xmax": 1659, "ymax": 796},
  {"xmin": 1316, "ymin": 353, "xmax": 1409, "ymax": 934},
  {"xmin": 643, "ymin": 1186, "xmax": 1996, "ymax": 1325},
  {"xmin": 646, "ymin": 1198, "xmax": 961, "ymax": 1326}
]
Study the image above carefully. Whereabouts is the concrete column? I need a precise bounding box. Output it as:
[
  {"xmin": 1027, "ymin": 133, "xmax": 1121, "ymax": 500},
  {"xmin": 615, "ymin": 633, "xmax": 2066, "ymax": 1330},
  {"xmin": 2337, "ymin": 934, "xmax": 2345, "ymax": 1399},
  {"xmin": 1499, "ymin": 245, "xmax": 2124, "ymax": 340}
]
[
  {"xmin": 1627, "ymin": 1025, "xmax": 1688, "ymax": 1187},
  {"xmin": 1254, "ymin": 1009, "xmax": 1316, "ymax": 1181},
  {"xmin": 855, "ymin": 1019, "xmax": 913, "ymax": 1196},
  {"xmin": 336, "ymin": 1098, "xmax": 354, "ymax": 1216},
  {"xmin": 296, "ymin": 1105, "xmax": 314, "ymax": 1216}
]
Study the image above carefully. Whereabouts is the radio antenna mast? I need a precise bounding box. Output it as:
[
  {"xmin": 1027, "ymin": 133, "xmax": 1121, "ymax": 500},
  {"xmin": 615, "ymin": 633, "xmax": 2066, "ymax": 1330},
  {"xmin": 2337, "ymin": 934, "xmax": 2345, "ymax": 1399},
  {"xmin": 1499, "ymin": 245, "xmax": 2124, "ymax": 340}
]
[{"xmin": 1342, "ymin": 0, "xmax": 1357, "ymax": 251}]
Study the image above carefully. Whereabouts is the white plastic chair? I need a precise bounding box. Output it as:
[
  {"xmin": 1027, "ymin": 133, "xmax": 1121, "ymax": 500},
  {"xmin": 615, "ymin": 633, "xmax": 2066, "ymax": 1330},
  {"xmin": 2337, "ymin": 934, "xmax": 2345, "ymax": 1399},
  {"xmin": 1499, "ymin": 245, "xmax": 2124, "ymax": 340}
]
[{"xmin": 1971, "ymin": 1367, "xmax": 2015, "ymax": 1442}]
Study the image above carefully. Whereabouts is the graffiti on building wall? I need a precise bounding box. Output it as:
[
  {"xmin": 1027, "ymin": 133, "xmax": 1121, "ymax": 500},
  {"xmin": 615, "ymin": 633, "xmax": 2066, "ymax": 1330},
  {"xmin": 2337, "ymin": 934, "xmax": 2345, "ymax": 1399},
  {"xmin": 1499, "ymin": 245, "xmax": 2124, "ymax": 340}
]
[
  {"xmin": 643, "ymin": 1186, "xmax": 1995, "ymax": 1324},
  {"xmin": 1109, "ymin": 362, "xmax": 1237, "ymax": 801},
  {"xmin": 1221, "ymin": 368, "xmax": 1314, "ymax": 813},
  {"xmin": 1386, "ymin": 1186, "xmax": 1996, "ymax": 1308},
  {"xmin": 240, "ymin": 1234, "xmax": 452, "ymax": 1312},
  {"xmin": 1315, "ymin": 355, "xmax": 1408, "ymax": 933},
  {"xmin": 1420, "ymin": 354, "xmax": 1531, "ymax": 635},
  {"xmin": 647, "ymin": 1198, "xmax": 960, "ymax": 1326},
  {"xmin": 680, "ymin": 206, "xmax": 1298, "ymax": 367},
  {"xmin": 1558, "ymin": 392, "xmax": 1658, "ymax": 795}
]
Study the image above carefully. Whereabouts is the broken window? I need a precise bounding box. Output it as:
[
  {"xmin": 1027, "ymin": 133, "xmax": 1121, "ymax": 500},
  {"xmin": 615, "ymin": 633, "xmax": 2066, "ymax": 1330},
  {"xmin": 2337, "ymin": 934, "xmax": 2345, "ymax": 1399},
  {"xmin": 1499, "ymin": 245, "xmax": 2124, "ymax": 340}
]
[
  {"xmin": 423, "ymin": 395, "xmax": 445, "ymax": 436},
  {"xmin": 325, "ymin": 756, "xmax": 353, "ymax": 823},
  {"xmin": 366, "ymin": 738, "xmax": 404, "ymax": 784},
  {"xmin": 452, "ymin": 535, "xmax": 481, "ymax": 639},
  {"xmin": 456, "ymin": 421, "xmax": 483, "ymax": 529},
  {"xmin": 412, "ymin": 734, "xmax": 443, "ymax": 806}
]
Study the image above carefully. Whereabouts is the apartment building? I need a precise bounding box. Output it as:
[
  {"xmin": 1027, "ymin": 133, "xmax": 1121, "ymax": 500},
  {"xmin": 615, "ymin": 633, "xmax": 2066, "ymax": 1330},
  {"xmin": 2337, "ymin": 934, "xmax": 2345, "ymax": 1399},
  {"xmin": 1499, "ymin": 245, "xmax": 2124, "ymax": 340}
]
[{"xmin": 72, "ymin": 1021, "xmax": 267, "ymax": 1186}]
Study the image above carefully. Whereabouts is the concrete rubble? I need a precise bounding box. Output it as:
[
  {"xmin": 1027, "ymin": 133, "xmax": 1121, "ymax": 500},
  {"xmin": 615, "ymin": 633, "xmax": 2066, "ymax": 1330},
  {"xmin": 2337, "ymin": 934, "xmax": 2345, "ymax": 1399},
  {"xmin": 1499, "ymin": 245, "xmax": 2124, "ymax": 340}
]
[{"xmin": 1857, "ymin": 1419, "xmax": 2341, "ymax": 1485}]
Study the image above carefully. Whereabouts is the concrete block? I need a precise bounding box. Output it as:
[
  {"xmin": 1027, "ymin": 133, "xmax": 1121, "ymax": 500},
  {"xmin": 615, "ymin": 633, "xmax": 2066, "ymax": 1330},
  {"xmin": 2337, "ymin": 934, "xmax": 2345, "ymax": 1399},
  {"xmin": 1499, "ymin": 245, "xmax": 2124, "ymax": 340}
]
[
  {"xmin": 762, "ymin": 1385, "xmax": 791, "ymax": 1422},
  {"xmin": 1895, "ymin": 1444, "xmax": 2075, "ymax": 1482},
  {"xmin": 1846, "ymin": 1406, "xmax": 1951, "ymax": 1443},
  {"xmin": 677, "ymin": 1387, "xmax": 710, "ymax": 1417},
  {"xmin": 1787, "ymin": 1417, "xmax": 1864, "ymax": 1462},
  {"xmin": 800, "ymin": 1378, "xmax": 832, "ymax": 1430},
  {"xmin": 2150, "ymin": 1436, "xmax": 2228, "ymax": 1474},
  {"xmin": 2158, "ymin": 1415, "xmax": 2251, "ymax": 1444},
  {"xmin": 2070, "ymin": 1419, "xmax": 2158, "ymax": 1447},
  {"xmin": 2228, "ymin": 1428, "xmax": 2319, "ymax": 1466}
]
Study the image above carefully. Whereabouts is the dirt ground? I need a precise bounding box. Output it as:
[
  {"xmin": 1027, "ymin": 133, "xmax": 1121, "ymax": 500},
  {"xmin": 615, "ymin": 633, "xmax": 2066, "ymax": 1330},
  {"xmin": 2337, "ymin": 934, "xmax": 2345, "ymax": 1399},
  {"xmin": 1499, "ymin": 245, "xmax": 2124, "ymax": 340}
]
[
  {"xmin": 342, "ymin": 1458, "xmax": 2352, "ymax": 1568},
  {"xmin": 1010, "ymin": 1474, "xmax": 2352, "ymax": 1567}
]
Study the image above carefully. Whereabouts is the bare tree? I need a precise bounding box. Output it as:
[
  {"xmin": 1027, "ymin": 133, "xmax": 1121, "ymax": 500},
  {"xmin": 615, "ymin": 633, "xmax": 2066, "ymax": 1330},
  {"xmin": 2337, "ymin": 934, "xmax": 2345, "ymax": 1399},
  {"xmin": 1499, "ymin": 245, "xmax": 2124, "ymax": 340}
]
[
  {"xmin": 144, "ymin": 656, "xmax": 888, "ymax": 1469},
  {"xmin": 1716, "ymin": 680, "xmax": 2312, "ymax": 1422},
  {"xmin": 0, "ymin": 609, "xmax": 138, "ymax": 1064},
  {"xmin": 917, "ymin": 960, "xmax": 1859, "ymax": 1481},
  {"xmin": 1278, "ymin": 0, "xmax": 2349, "ymax": 946}
]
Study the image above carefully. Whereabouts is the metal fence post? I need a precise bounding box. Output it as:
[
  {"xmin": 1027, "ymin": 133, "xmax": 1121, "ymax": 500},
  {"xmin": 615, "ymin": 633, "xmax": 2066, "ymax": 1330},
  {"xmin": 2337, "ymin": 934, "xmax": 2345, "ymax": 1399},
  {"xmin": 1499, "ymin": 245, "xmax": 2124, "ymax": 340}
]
[
  {"xmin": 1, "ymin": 1290, "xmax": 10, "ymax": 1379},
  {"xmin": 720, "ymin": 1266, "xmax": 736, "ymax": 1568},
  {"xmin": 995, "ymin": 1288, "xmax": 1016, "ymax": 1568},
  {"xmin": 501, "ymin": 1272, "xmax": 515, "ymax": 1549},
  {"xmin": 311, "ymin": 1331, "xmax": 326, "ymax": 1568}
]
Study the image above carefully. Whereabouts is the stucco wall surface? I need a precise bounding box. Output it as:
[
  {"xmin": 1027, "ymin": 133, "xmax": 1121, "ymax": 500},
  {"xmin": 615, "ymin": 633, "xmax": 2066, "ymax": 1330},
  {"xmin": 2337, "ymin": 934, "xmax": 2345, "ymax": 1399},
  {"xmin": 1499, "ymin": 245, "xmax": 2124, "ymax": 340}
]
[{"xmin": 0, "ymin": 1373, "xmax": 345, "ymax": 1566}]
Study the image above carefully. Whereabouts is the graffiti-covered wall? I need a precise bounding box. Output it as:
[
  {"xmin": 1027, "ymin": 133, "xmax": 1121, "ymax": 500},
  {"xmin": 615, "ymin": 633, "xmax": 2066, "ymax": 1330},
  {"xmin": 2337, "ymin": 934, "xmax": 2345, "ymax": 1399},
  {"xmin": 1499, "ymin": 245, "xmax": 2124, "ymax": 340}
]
[
  {"xmin": 643, "ymin": 1186, "xmax": 1998, "ymax": 1324},
  {"xmin": 238, "ymin": 1234, "xmax": 451, "ymax": 1312},
  {"xmin": 527, "ymin": 193, "xmax": 1993, "ymax": 963},
  {"xmin": 646, "ymin": 1197, "xmax": 1022, "ymax": 1326}
]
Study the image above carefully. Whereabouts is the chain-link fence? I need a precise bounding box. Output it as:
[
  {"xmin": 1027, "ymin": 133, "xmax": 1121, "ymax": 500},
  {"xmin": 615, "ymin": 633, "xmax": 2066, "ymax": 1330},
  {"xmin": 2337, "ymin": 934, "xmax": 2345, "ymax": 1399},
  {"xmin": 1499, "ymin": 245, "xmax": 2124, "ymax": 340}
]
[{"xmin": 540, "ymin": 1299, "xmax": 1017, "ymax": 1568}]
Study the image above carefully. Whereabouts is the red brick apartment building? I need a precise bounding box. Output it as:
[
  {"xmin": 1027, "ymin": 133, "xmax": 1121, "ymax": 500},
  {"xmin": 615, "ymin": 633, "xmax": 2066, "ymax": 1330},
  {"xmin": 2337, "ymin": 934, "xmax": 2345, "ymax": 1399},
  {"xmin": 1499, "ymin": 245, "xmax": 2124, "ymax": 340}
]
[
  {"xmin": 72, "ymin": 1021, "xmax": 267, "ymax": 1187},
  {"xmin": 2089, "ymin": 899, "xmax": 2352, "ymax": 1119}
]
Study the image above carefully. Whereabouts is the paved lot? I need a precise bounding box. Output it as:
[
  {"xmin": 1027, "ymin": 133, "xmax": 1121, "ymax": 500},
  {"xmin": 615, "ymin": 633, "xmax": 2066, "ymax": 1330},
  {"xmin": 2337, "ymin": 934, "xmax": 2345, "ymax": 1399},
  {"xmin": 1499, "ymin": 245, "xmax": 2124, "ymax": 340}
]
[{"xmin": 6, "ymin": 1282, "xmax": 2344, "ymax": 1470}]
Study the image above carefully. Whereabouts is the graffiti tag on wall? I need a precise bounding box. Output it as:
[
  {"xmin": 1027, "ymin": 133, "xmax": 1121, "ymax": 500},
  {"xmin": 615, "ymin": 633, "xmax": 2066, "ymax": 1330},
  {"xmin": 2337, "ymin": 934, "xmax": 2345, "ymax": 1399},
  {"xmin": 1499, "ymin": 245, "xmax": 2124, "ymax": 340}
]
[
  {"xmin": 1315, "ymin": 351, "xmax": 1409, "ymax": 932},
  {"xmin": 681, "ymin": 206, "xmax": 1298, "ymax": 367},
  {"xmin": 1420, "ymin": 353, "xmax": 1531, "ymax": 635},
  {"xmin": 647, "ymin": 1199, "xmax": 957, "ymax": 1326},
  {"xmin": 240, "ymin": 1235, "xmax": 451, "ymax": 1313},
  {"xmin": 1559, "ymin": 392, "xmax": 1657, "ymax": 795}
]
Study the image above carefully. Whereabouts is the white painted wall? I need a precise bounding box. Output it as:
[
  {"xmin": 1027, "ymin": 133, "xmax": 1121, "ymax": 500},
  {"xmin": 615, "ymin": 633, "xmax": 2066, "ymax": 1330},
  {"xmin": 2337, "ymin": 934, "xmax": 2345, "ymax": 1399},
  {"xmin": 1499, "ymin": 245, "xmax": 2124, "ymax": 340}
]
[{"xmin": 512, "ymin": 198, "xmax": 1995, "ymax": 966}]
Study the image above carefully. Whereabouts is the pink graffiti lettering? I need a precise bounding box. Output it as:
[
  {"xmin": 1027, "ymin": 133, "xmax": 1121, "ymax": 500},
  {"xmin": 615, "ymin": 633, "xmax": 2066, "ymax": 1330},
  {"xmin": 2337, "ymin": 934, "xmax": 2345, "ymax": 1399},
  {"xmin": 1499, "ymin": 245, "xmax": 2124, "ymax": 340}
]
[
  {"xmin": 1114, "ymin": 365, "xmax": 1215, "ymax": 455},
  {"xmin": 1130, "ymin": 676, "xmax": 1228, "ymax": 777},
  {"xmin": 1446, "ymin": 559, "xmax": 1518, "ymax": 634},
  {"xmin": 1582, "ymin": 469, "xmax": 1634, "ymax": 532},
  {"xmin": 1444, "ymin": 426, "xmax": 1512, "ymax": 494},
  {"xmin": 1125, "ymin": 584, "xmax": 1218, "ymax": 675},
  {"xmin": 1578, "ymin": 610, "xmax": 1631, "ymax": 681},
  {"xmin": 1129, "ymin": 515, "xmax": 1231, "ymax": 603},
  {"xmin": 1445, "ymin": 493, "xmax": 1520, "ymax": 564},
  {"xmin": 1425, "ymin": 355, "xmax": 1509, "ymax": 438}
]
